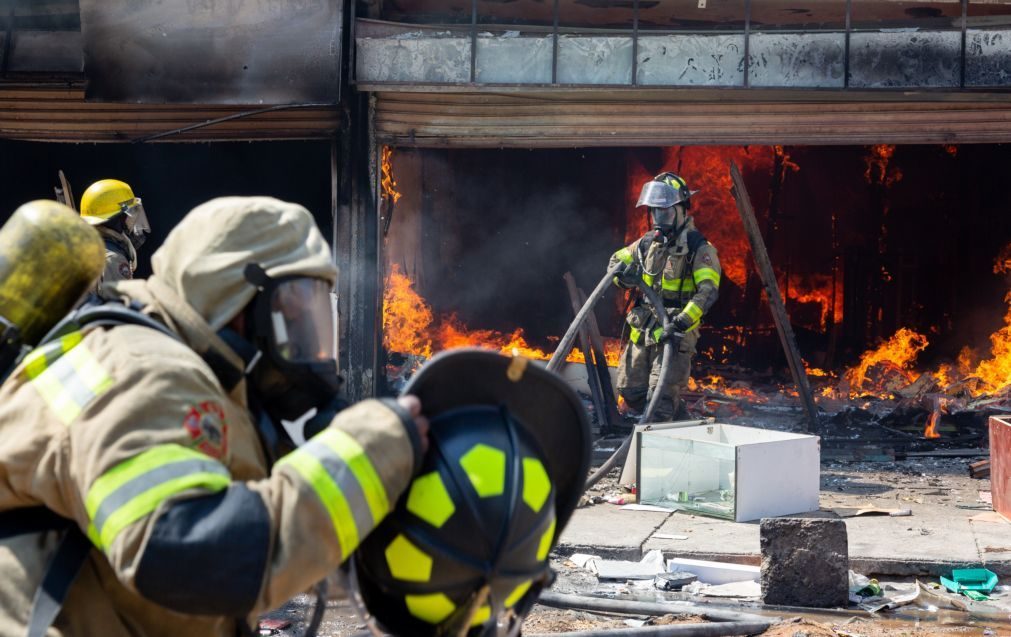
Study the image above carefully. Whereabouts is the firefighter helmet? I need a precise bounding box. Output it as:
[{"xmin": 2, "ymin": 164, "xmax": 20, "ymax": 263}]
[
  {"xmin": 653, "ymin": 172, "xmax": 698, "ymax": 209},
  {"xmin": 351, "ymin": 348, "xmax": 591, "ymax": 637},
  {"xmin": 80, "ymin": 179, "xmax": 151, "ymax": 243}
]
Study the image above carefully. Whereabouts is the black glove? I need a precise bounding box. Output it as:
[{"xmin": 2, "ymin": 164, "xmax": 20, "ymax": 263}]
[
  {"xmin": 615, "ymin": 263, "xmax": 641, "ymax": 287},
  {"xmin": 672, "ymin": 312, "xmax": 695, "ymax": 331},
  {"xmin": 661, "ymin": 312, "xmax": 694, "ymax": 342}
]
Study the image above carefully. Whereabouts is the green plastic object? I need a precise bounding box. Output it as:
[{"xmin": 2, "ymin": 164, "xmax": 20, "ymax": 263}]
[{"xmin": 939, "ymin": 568, "xmax": 999, "ymax": 596}]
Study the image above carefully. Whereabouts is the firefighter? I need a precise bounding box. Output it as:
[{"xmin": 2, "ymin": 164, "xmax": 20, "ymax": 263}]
[
  {"xmin": 79, "ymin": 179, "xmax": 151, "ymax": 296},
  {"xmin": 608, "ymin": 173, "xmax": 721, "ymax": 417},
  {"xmin": 0, "ymin": 197, "xmax": 429, "ymax": 637}
]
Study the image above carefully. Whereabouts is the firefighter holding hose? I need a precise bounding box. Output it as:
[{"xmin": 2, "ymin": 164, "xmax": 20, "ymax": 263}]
[{"xmin": 609, "ymin": 173, "xmax": 722, "ymax": 418}]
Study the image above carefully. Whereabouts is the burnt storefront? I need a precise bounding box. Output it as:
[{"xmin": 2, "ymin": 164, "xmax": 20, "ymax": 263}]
[{"xmin": 343, "ymin": 0, "xmax": 1011, "ymax": 443}]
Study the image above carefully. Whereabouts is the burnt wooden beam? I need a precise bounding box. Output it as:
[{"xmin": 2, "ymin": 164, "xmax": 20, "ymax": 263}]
[
  {"xmin": 729, "ymin": 160, "xmax": 818, "ymax": 432},
  {"xmin": 578, "ymin": 285, "xmax": 622, "ymax": 433},
  {"xmin": 564, "ymin": 272, "xmax": 609, "ymax": 434},
  {"xmin": 338, "ymin": 94, "xmax": 381, "ymax": 401}
]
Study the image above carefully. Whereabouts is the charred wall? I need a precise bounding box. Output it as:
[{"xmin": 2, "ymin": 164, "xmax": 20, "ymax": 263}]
[{"xmin": 383, "ymin": 144, "xmax": 1011, "ymax": 375}]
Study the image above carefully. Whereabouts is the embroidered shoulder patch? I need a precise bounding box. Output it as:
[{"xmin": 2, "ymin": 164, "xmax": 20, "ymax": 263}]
[
  {"xmin": 118, "ymin": 261, "xmax": 132, "ymax": 279},
  {"xmin": 701, "ymin": 254, "xmax": 713, "ymax": 265},
  {"xmin": 183, "ymin": 401, "xmax": 229, "ymax": 459}
]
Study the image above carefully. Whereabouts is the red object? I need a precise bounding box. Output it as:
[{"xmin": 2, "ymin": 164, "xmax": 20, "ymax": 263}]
[
  {"xmin": 258, "ymin": 619, "xmax": 291, "ymax": 632},
  {"xmin": 990, "ymin": 416, "xmax": 1011, "ymax": 522}
]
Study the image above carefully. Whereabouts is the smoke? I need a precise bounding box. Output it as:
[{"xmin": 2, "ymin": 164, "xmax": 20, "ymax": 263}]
[{"xmin": 387, "ymin": 148, "xmax": 626, "ymax": 343}]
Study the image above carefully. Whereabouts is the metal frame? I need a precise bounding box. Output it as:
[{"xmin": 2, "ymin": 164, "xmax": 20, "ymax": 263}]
[{"xmin": 352, "ymin": 0, "xmax": 997, "ymax": 92}]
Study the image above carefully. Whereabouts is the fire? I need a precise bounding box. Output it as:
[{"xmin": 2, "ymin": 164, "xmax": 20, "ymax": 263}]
[
  {"xmin": 381, "ymin": 146, "xmax": 402, "ymax": 204},
  {"xmin": 995, "ymin": 244, "xmax": 1011, "ymax": 275},
  {"xmin": 845, "ymin": 328, "xmax": 928, "ymax": 396},
  {"xmin": 786, "ymin": 274, "xmax": 841, "ymax": 330},
  {"xmin": 689, "ymin": 374, "xmax": 766, "ymax": 402},
  {"xmin": 864, "ymin": 144, "xmax": 903, "ymax": 187},
  {"xmin": 924, "ymin": 396, "xmax": 946, "ymax": 439},
  {"xmin": 383, "ymin": 265, "xmax": 620, "ymax": 366},
  {"xmin": 969, "ymin": 292, "xmax": 1011, "ymax": 395},
  {"xmin": 924, "ymin": 409, "xmax": 941, "ymax": 439},
  {"xmin": 383, "ymin": 264, "xmax": 433, "ymax": 359}
]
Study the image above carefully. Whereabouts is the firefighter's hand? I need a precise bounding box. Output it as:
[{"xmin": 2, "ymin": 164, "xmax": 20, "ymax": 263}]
[
  {"xmin": 397, "ymin": 395, "xmax": 430, "ymax": 455},
  {"xmin": 671, "ymin": 312, "xmax": 694, "ymax": 332},
  {"xmin": 615, "ymin": 263, "xmax": 641, "ymax": 287}
]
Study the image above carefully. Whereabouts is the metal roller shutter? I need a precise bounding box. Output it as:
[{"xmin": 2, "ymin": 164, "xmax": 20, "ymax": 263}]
[
  {"xmin": 373, "ymin": 90, "xmax": 1011, "ymax": 147},
  {"xmin": 0, "ymin": 83, "xmax": 340, "ymax": 143}
]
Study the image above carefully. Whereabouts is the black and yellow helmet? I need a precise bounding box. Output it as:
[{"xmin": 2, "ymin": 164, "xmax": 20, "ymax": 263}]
[
  {"xmin": 351, "ymin": 348, "xmax": 591, "ymax": 637},
  {"xmin": 654, "ymin": 172, "xmax": 698, "ymax": 210}
]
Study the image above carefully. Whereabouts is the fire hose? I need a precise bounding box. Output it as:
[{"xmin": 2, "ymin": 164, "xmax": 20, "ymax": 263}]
[{"xmin": 547, "ymin": 264, "xmax": 682, "ymax": 492}]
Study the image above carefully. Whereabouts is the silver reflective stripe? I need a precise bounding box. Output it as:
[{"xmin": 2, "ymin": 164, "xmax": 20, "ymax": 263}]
[
  {"xmin": 55, "ymin": 362, "xmax": 101, "ymax": 415},
  {"xmin": 300, "ymin": 441, "xmax": 375, "ymax": 536},
  {"xmin": 90, "ymin": 458, "xmax": 229, "ymax": 536}
]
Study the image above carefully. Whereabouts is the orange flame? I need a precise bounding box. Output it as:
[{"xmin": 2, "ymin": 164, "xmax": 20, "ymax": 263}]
[
  {"xmin": 381, "ymin": 146, "xmax": 402, "ymax": 204},
  {"xmin": 968, "ymin": 292, "xmax": 1011, "ymax": 395},
  {"xmin": 845, "ymin": 328, "xmax": 928, "ymax": 396},
  {"xmin": 383, "ymin": 264, "xmax": 433, "ymax": 359},
  {"xmin": 786, "ymin": 274, "xmax": 841, "ymax": 330},
  {"xmin": 689, "ymin": 374, "xmax": 766, "ymax": 402},
  {"xmin": 383, "ymin": 265, "xmax": 621, "ymax": 366},
  {"xmin": 864, "ymin": 145, "xmax": 903, "ymax": 187},
  {"xmin": 924, "ymin": 396, "xmax": 946, "ymax": 439},
  {"xmin": 924, "ymin": 409, "xmax": 942, "ymax": 439}
]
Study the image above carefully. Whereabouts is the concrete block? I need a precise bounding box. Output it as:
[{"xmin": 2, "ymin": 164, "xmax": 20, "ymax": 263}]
[{"xmin": 760, "ymin": 517, "xmax": 849, "ymax": 608}]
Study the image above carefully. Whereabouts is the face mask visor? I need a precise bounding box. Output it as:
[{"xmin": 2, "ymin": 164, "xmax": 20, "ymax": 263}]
[
  {"xmin": 650, "ymin": 205, "xmax": 679, "ymax": 228},
  {"xmin": 635, "ymin": 181, "xmax": 679, "ymax": 209},
  {"xmin": 121, "ymin": 198, "xmax": 151, "ymax": 237},
  {"xmin": 267, "ymin": 277, "xmax": 336, "ymax": 365}
]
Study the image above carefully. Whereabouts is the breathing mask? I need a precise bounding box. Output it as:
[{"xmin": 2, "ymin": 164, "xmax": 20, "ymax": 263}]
[
  {"xmin": 242, "ymin": 264, "xmax": 342, "ymax": 424},
  {"xmin": 122, "ymin": 199, "xmax": 150, "ymax": 250},
  {"xmin": 649, "ymin": 204, "xmax": 685, "ymax": 233}
]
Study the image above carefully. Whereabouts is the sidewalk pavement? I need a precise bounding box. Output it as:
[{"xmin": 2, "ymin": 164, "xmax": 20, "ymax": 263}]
[{"xmin": 558, "ymin": 496, "xmax": 1011, "ymax": 577}]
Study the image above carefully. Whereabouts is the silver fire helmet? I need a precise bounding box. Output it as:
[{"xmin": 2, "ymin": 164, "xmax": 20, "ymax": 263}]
[{"xmin": 636, "ymin": 181, "xmax": 679, "ymax": 208}]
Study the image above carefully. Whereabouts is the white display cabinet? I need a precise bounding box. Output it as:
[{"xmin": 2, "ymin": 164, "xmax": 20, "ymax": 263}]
[{"xmin": 637, "ymin": 423, "xmax": 820, "ymax": 522}]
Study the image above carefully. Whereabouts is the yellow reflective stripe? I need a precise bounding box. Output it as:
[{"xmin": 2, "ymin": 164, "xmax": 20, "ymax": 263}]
[
  {"xmin": 613, "ymin": 247, "xmax": 633, "ymax": 265},
  {"xmin": 652, "ymin": 327, "xmax": 664, "ymax": 342},
  {"xmin": 278, "ymin": 450, "xmax": 359, "ymax": 556},
  {"xmin": 642, "ymin": 273, "xmax": 655, "ymax": 286},
  {"xmin": 684, "ymin": 301, "xmax": 703, "ymax": 322},
  {"xmin": 317, "ymin": 428, "xmax": 389, "ymax": 522},
  {"xmin": 661, "ymin": 277, "xmax": 681, "ymax": 291},
  {"xmin": 27, "ymin": 335, "xmax": 113, "ymax": 425},
  {"xmin": 693, "ymin": 267, "xmax": 721, "ymax": 288},
  {"xmin": 85, "ymin": 444, "xmax": 230, "ymax": 550},
  {"xmin": 628, "ymin": 326, "xmax": 642, "ymax": 344},
  {"xmin": 22, "ymin": 332, "xmax": 82, "ymax": 380}
]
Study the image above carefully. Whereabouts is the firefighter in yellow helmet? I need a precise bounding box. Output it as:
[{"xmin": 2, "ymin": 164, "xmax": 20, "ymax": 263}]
[
  {"xmin": 0, "ymin": 196, "xmax": 429, "ymax": 637},
  {"xmin": 80, "ymin": 179, "xmax": 151, "ymax": 296},
  {"xmin": 608, "ymin": 172, "xmax": 721, "ymax": 417}
]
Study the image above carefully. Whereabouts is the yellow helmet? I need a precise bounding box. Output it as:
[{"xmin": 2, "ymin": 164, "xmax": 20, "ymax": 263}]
[{"xmin": 80, "ymin": 179, "xmax": 139, "ymax": 225}]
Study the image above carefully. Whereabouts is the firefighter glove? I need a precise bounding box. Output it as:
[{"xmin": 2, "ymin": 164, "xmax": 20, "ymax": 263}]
[
  {"xmin": 663, "ymin": 312, "xmax": 694, "ymax": 340},
  {"xmin": 616, "ymin": 263, "xmax": 641, "ymax": 288}
]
